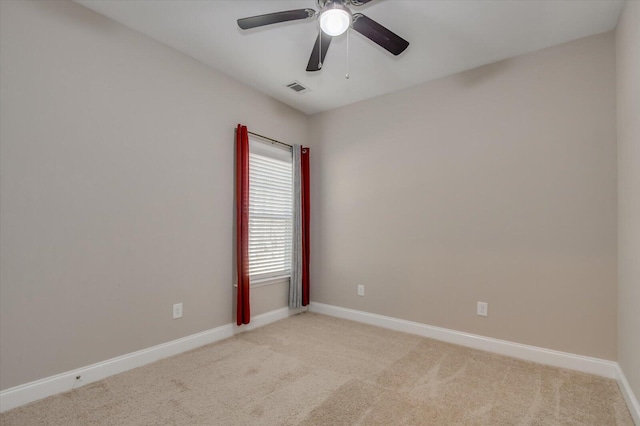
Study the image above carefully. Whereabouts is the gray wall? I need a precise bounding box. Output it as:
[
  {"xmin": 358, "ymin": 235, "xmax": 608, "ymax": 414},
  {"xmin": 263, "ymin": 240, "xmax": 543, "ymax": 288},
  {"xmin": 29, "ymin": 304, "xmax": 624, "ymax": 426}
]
[
  {"xmin": 0, "ymin": 0, "xmax": 308, "ymax": 390},
  {"xmin": 309, "ymin": 32, "xmax": 618, "ymax": 360},
  {"xmin": 616, "ymin": 0, "xmax": 640, "ymax": 404}
]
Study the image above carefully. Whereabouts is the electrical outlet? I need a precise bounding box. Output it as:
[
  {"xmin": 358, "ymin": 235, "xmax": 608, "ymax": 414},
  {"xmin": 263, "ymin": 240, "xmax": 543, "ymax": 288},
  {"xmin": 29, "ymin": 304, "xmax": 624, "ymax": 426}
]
[
  {"xmin": 173, "ymin": 303, "xmax": 183, "ymax": 319},
  {"xmin": 357, "ymin": 285, "xmax": 365, "ymax": 296},
  {"xmin": 477, "ymin": 301, "xmax": 488, "ymax": 317}
]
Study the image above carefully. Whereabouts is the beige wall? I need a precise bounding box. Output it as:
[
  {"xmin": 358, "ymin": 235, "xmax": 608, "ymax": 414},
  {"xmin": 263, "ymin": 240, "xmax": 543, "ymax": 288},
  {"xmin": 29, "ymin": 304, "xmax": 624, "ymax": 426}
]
[
  {"xmin": 309, "ymin": 32, "xmax": 618, "ymax": 360},
  {"xmin": 616, "ymin": 0, "xmax": 640, "ymax": 402},
  {"xmin": 0, "ymin": 0, "xmax": 625, "ymax": 395},
  {"xmin": 0, "ymin": 0, "xmax": 308, "ymax": 390}
]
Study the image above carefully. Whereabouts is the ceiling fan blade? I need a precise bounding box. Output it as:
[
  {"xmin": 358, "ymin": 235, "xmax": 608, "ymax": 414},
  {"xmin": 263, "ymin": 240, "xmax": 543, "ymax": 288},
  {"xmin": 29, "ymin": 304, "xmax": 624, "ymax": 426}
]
[
  {"xmin": 349, "ymin": 0, "xmax": 375, "ymax": 5},
  {"xmin": 306, "ymin": 31, "xmax": 332, "ymax": 72},
  {"xmin": 237, "ymin": 9, "xmax": 315, "ymax": 30},
  {"xmin": 351, "ymin": 13, "xmax": 409, "ymax": 56}
]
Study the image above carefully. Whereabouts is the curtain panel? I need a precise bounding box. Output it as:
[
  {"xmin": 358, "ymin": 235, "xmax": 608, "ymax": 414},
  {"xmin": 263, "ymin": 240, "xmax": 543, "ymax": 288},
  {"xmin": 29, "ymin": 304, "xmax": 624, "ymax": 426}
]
[
  {"xmin": 236, "ymin": 124, "xmax": 250, "ymax": 325},
  {"xmin": 301, "ymin": 147, "xmax": 310, "ymax": 306},
  {"xmin": 290, "ymin": 146, "xmax": 311, "ymax": 308}
]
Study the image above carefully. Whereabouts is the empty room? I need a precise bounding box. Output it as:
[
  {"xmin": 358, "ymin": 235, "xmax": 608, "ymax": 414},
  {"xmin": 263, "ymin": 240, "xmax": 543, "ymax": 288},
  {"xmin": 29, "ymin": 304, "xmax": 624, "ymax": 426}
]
[{"xmin": 1, "ymin": 0, "xmax": 639, "ymax": 424}]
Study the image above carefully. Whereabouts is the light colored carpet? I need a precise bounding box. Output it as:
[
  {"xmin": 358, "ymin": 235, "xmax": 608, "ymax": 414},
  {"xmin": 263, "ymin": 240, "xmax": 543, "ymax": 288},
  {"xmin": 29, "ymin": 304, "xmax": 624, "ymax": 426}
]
[{"xmin": 0, "ymin": 312, "xmax": 634, "ymax": 425}]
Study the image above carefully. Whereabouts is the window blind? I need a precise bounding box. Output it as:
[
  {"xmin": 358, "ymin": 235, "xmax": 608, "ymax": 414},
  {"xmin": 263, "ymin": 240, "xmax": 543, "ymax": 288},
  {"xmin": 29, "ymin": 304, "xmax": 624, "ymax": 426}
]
[{"xmin": 248, "ymin": 142, "xmax": 293, "ymax": 281}]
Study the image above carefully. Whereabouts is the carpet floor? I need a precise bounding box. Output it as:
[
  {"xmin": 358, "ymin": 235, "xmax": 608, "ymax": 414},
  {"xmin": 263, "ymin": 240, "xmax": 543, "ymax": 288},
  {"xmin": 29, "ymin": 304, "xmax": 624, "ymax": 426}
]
[{"xmin": 0, "ymin": 312, "xmax": 634, "ymax": 425}]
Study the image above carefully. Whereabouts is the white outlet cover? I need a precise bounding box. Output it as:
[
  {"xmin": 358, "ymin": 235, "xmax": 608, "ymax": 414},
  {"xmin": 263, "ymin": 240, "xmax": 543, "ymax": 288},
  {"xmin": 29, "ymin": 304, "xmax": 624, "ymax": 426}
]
[
  {"xmin": 477, "ymin": 301, "xmax": 488, "ymax": 317},
  {"xmin": 357, "ymin": 285, "xmax": 365, "ymax": 296},
  {"xmin": 173, "ymin": 303, "xmax": 183, "ymax": 319}
]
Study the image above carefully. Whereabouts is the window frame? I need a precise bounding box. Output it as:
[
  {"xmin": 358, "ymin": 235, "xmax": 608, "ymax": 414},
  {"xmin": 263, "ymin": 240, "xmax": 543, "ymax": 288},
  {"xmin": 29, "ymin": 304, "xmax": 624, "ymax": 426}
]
[{"xmin": 247, "ymin": 137, "xmax": 293, "ymax": 287}]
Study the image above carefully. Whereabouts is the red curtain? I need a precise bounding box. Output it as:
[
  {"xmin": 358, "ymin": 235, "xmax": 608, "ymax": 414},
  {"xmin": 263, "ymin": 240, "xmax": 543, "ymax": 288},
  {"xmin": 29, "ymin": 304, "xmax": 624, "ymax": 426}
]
[
  {"xmin": 236, "ymin": 125, "xmax": 250, "ymax": 325},
  {"xmin": 301, "ymin": 148, "xmax": 311, "ymax": 306}
]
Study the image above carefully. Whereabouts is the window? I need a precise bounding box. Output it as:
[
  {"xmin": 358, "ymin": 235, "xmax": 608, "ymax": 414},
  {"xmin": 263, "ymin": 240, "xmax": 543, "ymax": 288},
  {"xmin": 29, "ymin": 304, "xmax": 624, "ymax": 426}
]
[{"xmin": 248, "ymin": 138, "xmax": 293, "ymax": 283}]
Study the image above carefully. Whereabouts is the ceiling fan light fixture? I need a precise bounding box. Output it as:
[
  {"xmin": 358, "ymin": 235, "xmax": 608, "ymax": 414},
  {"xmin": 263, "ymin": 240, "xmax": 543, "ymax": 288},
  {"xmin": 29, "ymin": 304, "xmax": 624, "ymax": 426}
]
[{"xmin": 319, "ymin": 3, "xmax": 352, "ymax": 37}]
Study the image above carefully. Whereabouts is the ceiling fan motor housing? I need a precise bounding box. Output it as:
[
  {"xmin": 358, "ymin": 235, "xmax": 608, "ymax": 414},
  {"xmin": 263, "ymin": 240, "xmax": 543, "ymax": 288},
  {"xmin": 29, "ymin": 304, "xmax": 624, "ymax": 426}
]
[{"xmin": 317, "ymin": 0, "xmax": 349, "ymax": 8}]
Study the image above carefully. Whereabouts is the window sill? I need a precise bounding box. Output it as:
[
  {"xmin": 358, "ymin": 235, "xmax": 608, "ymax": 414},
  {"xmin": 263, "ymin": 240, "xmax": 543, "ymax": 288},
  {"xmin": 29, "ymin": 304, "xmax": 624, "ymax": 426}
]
[{"xmin": 234, "ymin": 275, "xmax": 290, "ymax": 289}]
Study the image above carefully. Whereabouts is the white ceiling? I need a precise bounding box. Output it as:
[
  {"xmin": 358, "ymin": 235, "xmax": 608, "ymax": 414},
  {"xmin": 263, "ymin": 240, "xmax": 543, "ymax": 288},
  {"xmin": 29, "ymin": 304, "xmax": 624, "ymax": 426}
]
[{"xmin": 74, "ymin": 0, "xmax": 624, "ymax": 115}]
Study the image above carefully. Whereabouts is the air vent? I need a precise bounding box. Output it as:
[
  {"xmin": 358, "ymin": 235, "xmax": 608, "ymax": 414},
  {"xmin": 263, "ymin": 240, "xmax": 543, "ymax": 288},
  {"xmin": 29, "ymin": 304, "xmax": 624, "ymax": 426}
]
[{"xmin": 286, "ymin": 81, "xmax": 308, "ymax": 93}]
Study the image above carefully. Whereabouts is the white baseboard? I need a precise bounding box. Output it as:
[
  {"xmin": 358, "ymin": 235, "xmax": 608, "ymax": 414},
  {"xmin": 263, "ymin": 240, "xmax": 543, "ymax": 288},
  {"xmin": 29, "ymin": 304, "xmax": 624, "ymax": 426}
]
[
  {"xmin": 308, "ymin": 302, "xmax": 618, "ymax": 378},
  {"xmin": 616, "ymin": 364, "xmax": 640, "ymax": 425},
  {"xmin": 0, "ymin": 306, "xmax": 301, "ymax": 413},
  {"xmin": 3, "ymin": 304, "xmax": 637, "ymax": 423},
  {"xmin": 309, "ymin": 302, "xmax": 640, "ymax": 421}
]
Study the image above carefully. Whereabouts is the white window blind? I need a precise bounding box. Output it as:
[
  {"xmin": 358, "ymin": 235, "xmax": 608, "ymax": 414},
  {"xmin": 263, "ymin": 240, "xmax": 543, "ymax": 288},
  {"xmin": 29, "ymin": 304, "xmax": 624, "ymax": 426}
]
[{"xmin": 248, "ymin": 140, "xmax": 293, "ymax": 281}]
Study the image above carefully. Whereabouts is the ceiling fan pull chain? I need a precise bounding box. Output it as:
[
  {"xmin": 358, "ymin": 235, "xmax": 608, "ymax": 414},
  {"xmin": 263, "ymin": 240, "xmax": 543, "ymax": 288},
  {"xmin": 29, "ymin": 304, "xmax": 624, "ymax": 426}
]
[
  {"xmin": 319, "ymin": 31, "xmax": 322, "ymax": 69},
  {"xmin": 345, "ymin": 27, "xmax": 350, "ymax": 79}
]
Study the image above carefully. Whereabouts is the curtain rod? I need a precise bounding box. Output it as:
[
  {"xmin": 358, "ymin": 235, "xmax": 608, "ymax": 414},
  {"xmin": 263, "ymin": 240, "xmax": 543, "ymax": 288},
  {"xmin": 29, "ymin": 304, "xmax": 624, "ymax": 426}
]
[{"xmin": 247, "ymin": 131, "xmax": 292, "ymax": 149}]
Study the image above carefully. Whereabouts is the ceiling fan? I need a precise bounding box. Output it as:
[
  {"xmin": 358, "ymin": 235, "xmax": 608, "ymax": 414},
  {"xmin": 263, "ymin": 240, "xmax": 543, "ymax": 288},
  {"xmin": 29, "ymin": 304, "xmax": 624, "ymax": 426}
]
[{"xmin": 237, "ymin": 0, "xmax": 409, "ymax": 72}]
